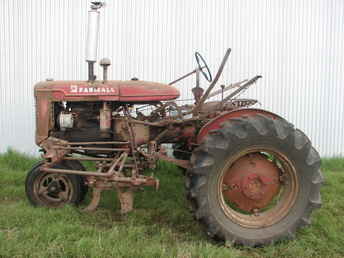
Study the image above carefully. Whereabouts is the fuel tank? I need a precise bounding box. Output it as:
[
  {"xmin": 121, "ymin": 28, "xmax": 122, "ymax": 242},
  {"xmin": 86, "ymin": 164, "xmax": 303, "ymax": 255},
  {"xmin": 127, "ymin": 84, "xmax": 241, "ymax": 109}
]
[{"xmin": 34, "ymin": 80, "xmax": 180, "ymax": 102}]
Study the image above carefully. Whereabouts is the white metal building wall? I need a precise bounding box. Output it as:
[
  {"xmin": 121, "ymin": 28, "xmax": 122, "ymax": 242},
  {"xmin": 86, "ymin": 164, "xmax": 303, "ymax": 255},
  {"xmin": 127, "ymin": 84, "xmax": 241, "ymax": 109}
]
[{"xmin": 0, "ymin": 0, "xmax": 343, "ymax": 156}]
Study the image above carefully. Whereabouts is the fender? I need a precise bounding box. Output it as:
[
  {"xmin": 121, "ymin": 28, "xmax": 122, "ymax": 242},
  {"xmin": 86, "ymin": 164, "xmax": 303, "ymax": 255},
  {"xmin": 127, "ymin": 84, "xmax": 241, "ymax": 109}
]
[{"xmin": 197, "ymin": 108, "xmax": 284, "ymax": 144}]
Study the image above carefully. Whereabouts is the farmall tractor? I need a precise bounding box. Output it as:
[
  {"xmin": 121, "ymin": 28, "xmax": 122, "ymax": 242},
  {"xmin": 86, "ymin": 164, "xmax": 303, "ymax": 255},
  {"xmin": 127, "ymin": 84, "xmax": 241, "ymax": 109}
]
[{"xmin": 25, "ymin": 2, "xmax": 323, "ymax": 246}]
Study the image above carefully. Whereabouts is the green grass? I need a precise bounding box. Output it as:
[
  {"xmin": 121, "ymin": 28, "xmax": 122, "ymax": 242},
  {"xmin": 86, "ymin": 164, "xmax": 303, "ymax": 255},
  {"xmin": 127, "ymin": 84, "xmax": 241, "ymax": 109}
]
[
  {"xmin": 321, "ymin": 157, "xmax": 344, "ymax": 172},
  {"xmin": 0, "ymin": 149, "xmax": 344, "ymax": 257}
]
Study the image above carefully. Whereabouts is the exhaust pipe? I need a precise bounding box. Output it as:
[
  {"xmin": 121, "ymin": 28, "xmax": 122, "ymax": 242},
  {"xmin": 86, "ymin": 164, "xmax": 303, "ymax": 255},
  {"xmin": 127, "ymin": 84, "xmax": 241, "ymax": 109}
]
[{"xmin": 85, "ymin": 2, "xmax": 105, "ymax": 81}]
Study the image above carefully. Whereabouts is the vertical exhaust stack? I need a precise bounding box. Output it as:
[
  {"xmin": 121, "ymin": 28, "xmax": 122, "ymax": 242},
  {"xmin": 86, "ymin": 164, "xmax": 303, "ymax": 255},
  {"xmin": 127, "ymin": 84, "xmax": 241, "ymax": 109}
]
[{"xmin": 85, "ymin": 2, "xmax": 105, "ymax": 82}]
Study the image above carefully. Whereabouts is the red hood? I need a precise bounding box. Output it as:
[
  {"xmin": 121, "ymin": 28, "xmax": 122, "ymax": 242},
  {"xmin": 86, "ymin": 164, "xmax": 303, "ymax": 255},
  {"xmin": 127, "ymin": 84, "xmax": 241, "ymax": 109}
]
[{"xmin": 34, "ymin": 80, "xmax": 180, "ymax": 102}]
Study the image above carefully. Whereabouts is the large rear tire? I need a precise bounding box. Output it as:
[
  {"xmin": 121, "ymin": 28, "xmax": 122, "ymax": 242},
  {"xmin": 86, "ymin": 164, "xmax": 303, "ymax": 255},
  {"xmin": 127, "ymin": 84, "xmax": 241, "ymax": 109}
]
[{"xmin": 187, "ymin": 114, "xmax": 323, "ymax": 246}]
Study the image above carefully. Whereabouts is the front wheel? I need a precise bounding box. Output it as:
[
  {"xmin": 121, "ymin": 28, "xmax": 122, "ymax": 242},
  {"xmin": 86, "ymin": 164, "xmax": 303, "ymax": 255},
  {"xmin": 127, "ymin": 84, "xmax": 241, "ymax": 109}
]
[
  {"xmin": 187, "ymin": 114, "xmax": 323, "ymax": 246},
  {"xmin": 25, "ymin": 162, "xmax": 85, "ymax": 207}
]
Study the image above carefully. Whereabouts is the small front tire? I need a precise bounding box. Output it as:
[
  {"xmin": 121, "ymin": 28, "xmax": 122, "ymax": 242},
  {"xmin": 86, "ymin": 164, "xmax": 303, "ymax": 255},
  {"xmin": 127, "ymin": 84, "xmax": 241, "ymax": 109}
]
[{"xmin": 25, "ymin": 162, "xmax": 84, "ymax": 207}]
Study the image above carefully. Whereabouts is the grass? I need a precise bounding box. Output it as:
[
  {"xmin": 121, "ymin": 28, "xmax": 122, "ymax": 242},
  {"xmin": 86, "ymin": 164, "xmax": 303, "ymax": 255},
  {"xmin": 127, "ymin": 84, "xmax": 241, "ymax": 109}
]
[
  {"xmin": 321, "ymin": 157, "xmax": 344, "ymax": 172},
  {"xmin": 0, "ymin": 149, "xmax": 344, "ymax": 257}
]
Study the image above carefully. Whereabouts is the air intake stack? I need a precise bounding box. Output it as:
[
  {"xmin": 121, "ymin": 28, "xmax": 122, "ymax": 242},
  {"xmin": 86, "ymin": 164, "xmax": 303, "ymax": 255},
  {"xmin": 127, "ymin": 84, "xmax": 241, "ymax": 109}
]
[{"xmin": 85, "ymin": 2, "xmax": 105, "ymax": 82}]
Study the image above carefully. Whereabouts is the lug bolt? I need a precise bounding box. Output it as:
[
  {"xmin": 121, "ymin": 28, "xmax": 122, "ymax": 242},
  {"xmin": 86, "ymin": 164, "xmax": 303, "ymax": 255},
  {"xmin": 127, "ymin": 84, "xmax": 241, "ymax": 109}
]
[
  {"xmin": 222, "ymin": 184, "xmax": 230, "ymax": 191},
  {"xmin": 253, "ymin": 208, "xmax": 260, "ymax": 216}
]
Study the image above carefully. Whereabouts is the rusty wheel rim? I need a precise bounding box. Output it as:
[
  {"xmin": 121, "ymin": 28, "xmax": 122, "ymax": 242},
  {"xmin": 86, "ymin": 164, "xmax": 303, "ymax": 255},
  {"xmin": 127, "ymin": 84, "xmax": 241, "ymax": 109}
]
[
  {"xmin": 33, "ymin": 173, "xmax": 74, "ymax": 207},
  {"xmin": 218, "ymin": 147, "xmax": 299, "ymax": 228}
]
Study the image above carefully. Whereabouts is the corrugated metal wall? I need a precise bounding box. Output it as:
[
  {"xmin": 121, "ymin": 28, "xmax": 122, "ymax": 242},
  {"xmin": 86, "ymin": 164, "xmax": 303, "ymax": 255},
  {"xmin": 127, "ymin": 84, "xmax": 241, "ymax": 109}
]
[{"xmin": 0, "ymin": 0, "xmax": 343, "ymax": 156}]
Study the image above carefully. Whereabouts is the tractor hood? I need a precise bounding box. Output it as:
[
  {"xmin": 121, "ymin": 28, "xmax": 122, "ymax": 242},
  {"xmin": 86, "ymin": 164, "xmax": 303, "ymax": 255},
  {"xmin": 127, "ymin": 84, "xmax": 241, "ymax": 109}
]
[{"xmin": 34, "ymin": 80, "xmax": 180, "ymax": 102}]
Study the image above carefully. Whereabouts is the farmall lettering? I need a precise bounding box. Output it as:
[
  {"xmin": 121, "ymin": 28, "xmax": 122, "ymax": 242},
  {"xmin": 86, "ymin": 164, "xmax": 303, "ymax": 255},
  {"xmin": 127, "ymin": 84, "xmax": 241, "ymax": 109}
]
[{"xmin": 70, "ymin": 85, "xmax": 116, "ymax": 94}]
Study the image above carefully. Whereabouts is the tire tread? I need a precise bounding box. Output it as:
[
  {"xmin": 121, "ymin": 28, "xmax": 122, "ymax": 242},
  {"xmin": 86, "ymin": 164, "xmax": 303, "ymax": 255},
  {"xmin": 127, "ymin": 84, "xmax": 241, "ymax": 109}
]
[{"xmin": 186, "ymin": 114, "xmax": 322, "ymax": 246}]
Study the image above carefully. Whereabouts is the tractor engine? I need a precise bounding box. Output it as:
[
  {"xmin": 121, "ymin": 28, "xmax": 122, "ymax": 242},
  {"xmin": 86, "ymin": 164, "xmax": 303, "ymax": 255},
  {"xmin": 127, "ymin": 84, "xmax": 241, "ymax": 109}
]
[
  {"xmin": 48, "ymin": 100, "xmax": 159, "ymax": 155},
  {"xmin": 52, "ymin": 101, "xmax": 117, "ymax": 142},
  {"xmin": 33, "ymin": 79, "xmax": 181, "ymax": 160}
]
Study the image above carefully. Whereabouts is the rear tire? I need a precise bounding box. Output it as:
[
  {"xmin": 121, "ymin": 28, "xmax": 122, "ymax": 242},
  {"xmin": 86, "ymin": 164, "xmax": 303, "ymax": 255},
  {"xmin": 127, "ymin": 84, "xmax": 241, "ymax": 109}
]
[{"xmin": 187, "ymin": 114, "xmax": 323, "ymax": 246}]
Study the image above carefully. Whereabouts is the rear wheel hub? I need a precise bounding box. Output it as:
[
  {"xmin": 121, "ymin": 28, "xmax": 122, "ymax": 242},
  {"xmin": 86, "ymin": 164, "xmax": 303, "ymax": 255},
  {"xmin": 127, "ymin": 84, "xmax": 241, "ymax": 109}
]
[{"xmin": 223, "ymin": 153, "xmax": 280, "ymax": 212}]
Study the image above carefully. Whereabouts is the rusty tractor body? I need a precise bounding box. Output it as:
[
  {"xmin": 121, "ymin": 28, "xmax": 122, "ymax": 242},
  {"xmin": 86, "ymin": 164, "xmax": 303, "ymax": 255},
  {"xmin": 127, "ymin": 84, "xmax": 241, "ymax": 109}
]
[{"xmin": 25, "ymin": 2, "xmax": 323, "ymax": 247}]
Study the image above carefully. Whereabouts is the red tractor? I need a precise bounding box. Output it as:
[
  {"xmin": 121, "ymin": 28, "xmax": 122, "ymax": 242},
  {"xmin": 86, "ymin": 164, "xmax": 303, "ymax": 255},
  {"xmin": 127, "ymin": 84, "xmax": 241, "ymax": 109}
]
[{"xmin": 25, "ymin": 2, "xmax": 323, "ymax": 246}]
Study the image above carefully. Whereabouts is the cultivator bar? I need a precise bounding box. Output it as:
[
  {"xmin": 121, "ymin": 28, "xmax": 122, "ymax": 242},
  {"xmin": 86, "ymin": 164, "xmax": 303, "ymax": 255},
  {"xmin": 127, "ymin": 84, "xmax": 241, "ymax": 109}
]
[{"xmin": 39, "ymin": 138, "xmax": 160, "ymax": 213}]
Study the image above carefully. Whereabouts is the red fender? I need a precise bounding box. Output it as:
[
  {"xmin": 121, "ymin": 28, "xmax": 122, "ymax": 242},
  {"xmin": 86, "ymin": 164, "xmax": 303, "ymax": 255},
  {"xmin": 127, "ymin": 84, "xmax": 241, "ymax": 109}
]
[{"xmin": 197, "ymin": 108, "xmax": 283, "ymax": 144}]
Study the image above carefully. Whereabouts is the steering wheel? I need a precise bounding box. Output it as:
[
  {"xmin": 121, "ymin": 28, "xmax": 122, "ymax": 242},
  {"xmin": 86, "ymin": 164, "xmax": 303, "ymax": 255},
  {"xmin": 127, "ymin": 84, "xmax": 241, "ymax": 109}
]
[{"xmin": 195, "ymin": 52, "xmax": 213, "ymax": 82}]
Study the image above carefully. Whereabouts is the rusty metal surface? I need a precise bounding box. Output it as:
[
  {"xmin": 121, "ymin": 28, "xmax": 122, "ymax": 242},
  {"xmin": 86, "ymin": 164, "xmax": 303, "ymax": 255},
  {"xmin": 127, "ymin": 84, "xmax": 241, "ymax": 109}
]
[
  {"xmin": 42, "ymin": 152, "xmax": 128, "ymax": 177},
  {"xmin": 35, "ymin": 91, "xmax": 53, "ymax": 145},
  {"xmin": 197, "ymin": 108, "xmax": 283, "ymax": 143},
  {"xmin": 32, "ymin": 47, "xmax": 265, "ymax": 214},
  {"xmin": 116, "ymin": 187, "xmax": 134, "ymax": 214},
  {"xmin": 34, "ymin": 80, "xmax": 180, "ymax": 102},
  {"xmin": 33, "ymin": 172, "xmax": 74, "ymax": 207},
  {"xmin": 114, "ymin": 119, "xmax": 150, "ymax": 146},
  {"xmin": 200, "ymin": 99, "xmax": 258, "ymax": 114},
  {"xmin": 222, "ymin": 153, "xmax": 280, "ymax": 212},
  {"xmin": 99, "ymin": 102, "xmax": 112, "ymax": 134},
  {"xmin": 221, "ymin": 75, "xmax": 262, "ymax": 103},
  {"xmin": 40, "ymin": 147, "xmax": 159, "ymax": 213},
  {"xmin": 84, "ymin": 188, "xmax": 102, "ymax": 212},
  {"xmin": 53, "ymin": 146, "xmax": 129, "ymax": 152},
  {"xmin": 34, "ymin": 80, "xmax": 180, "ymax": 144},
  {"xmin": 67, "ymin": 141, "xmax": 129, "ymax": 145},
  {"xmin": 206, "ymin": 80, "xmax": 247, "ymax": 99},
  {"xmin": 218, "ymin": 148, "xmax": 299, "ymax": 228},
  {"xmin": 156, "ymin": 152, "xmax": 191, "ymax": 169},
  {"xmin": 41, "ymin": 137, "xmax": 70, "ymax": 164},
  {"xmin": 168, "ymin": 66, "xmax": 205, "ymax": 85},
  {"xmin": 192, "ymin": 86, "xmax": 204, "ymax": 104}
]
